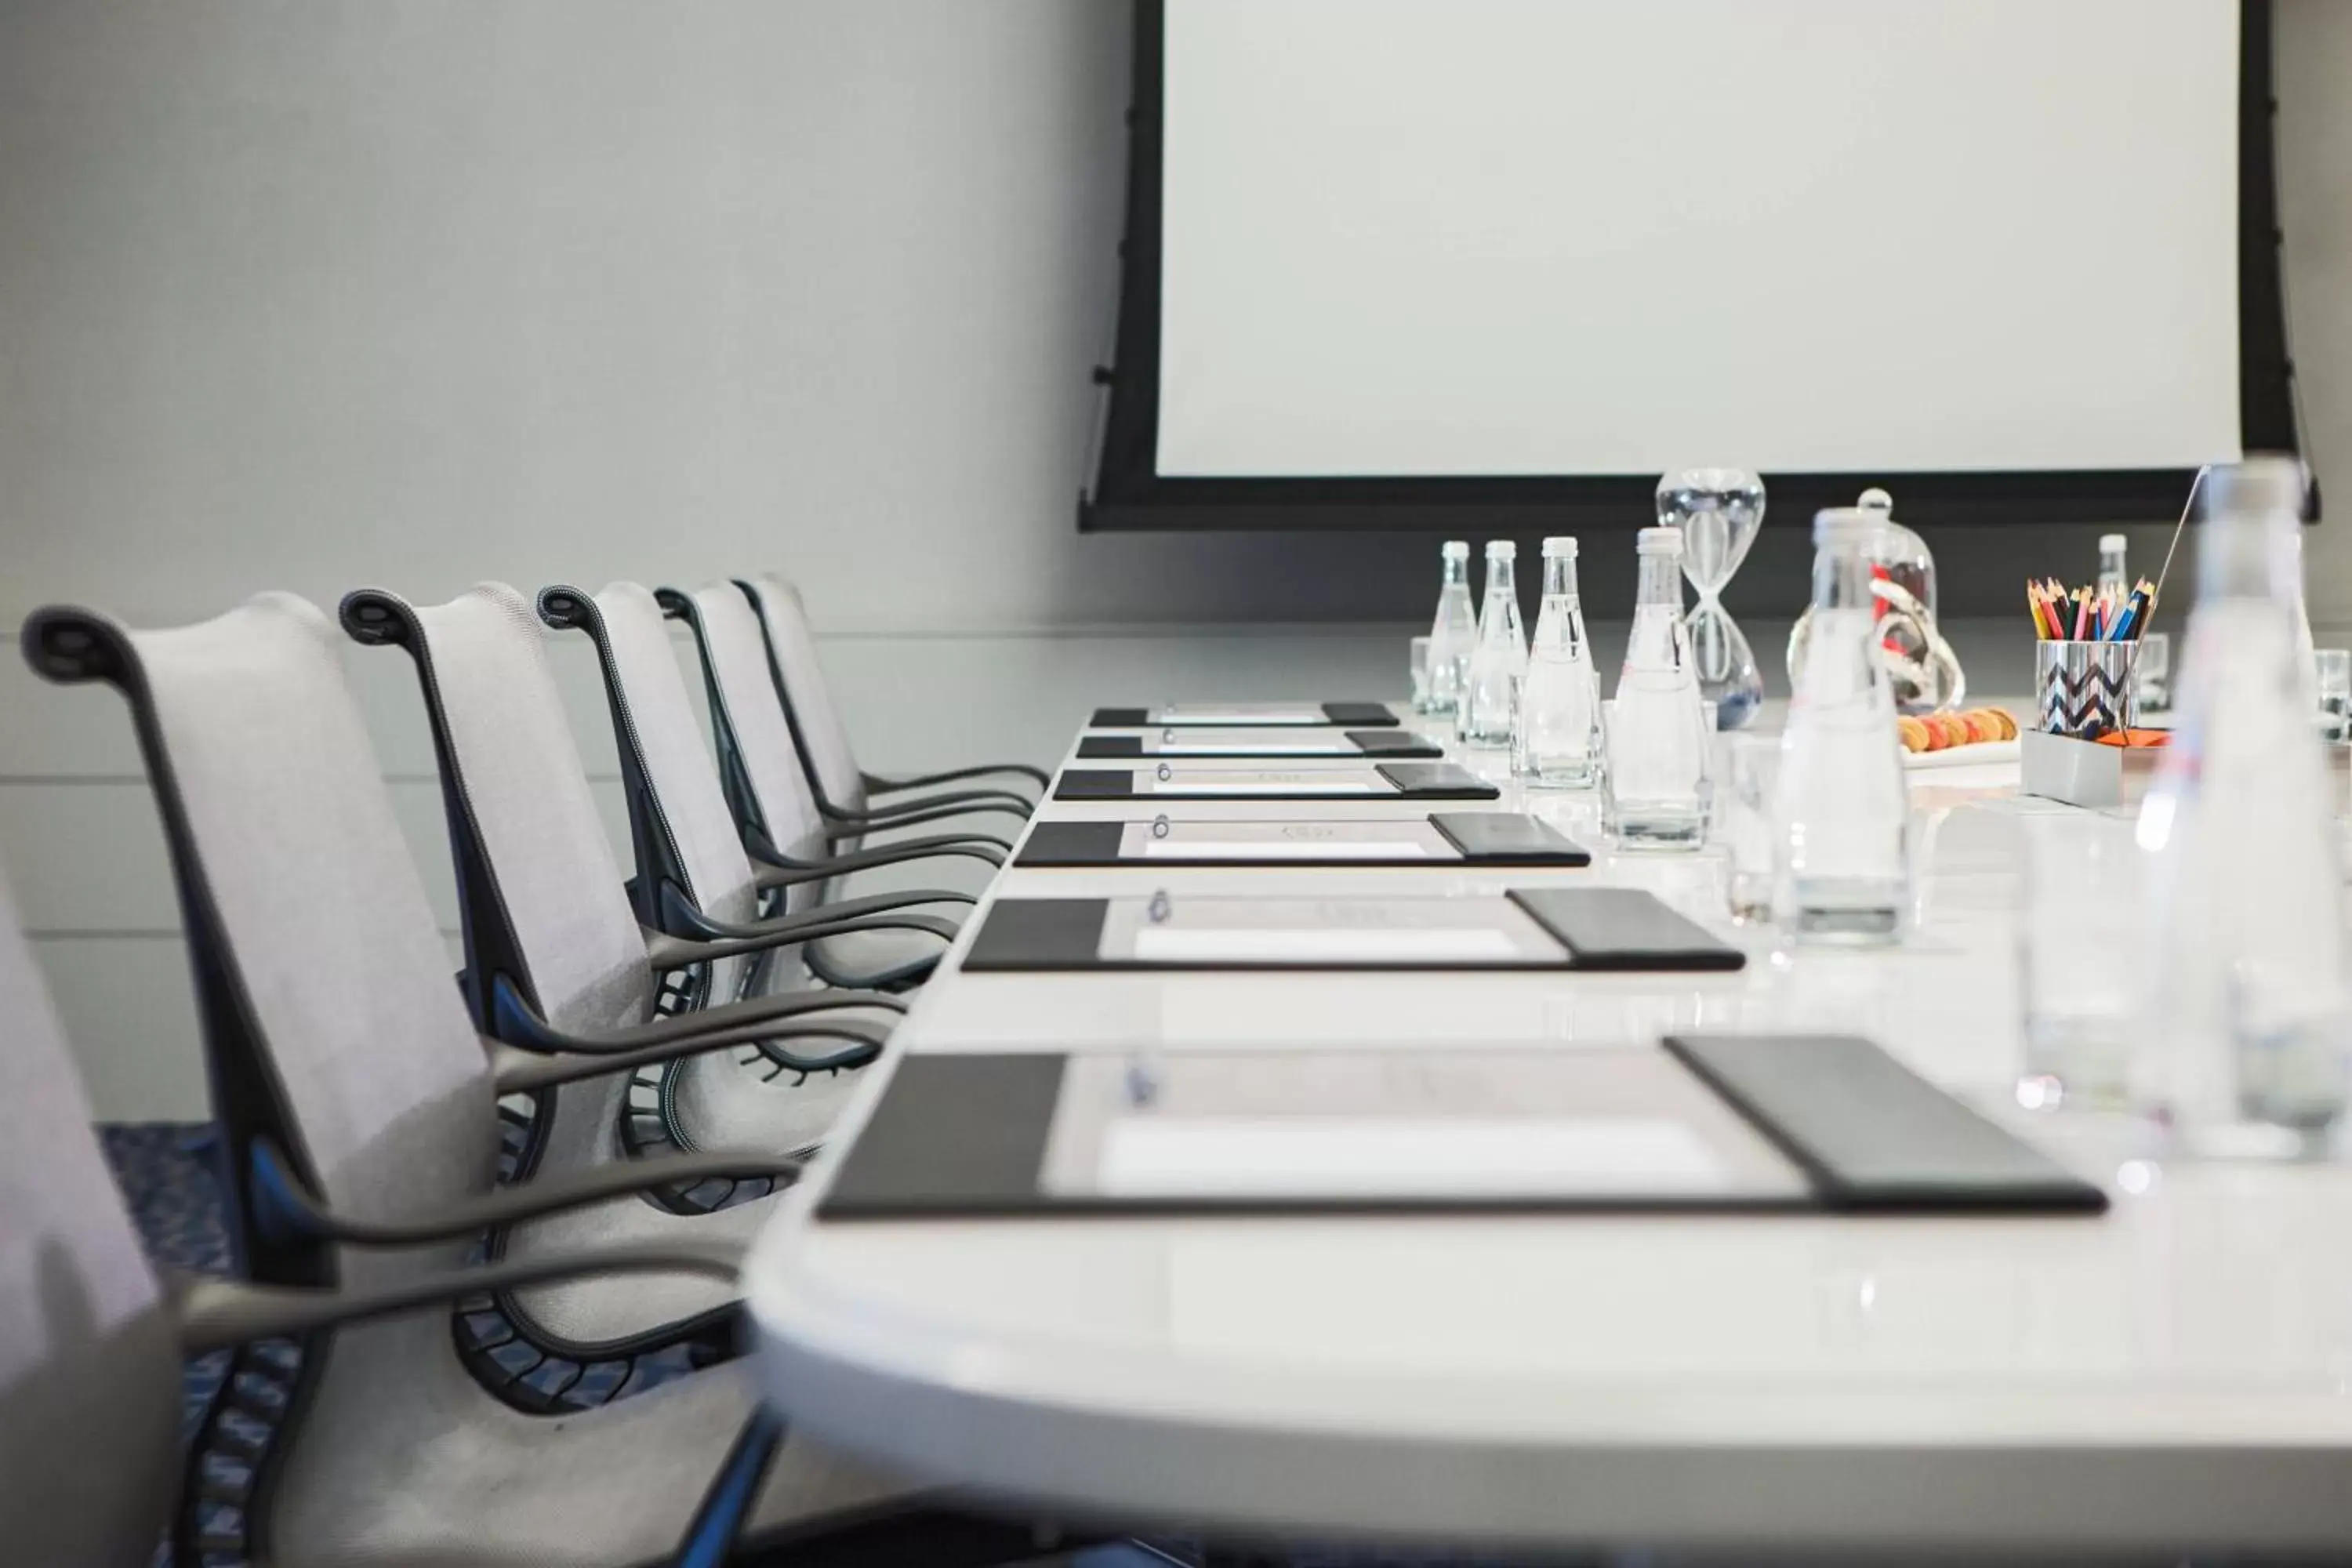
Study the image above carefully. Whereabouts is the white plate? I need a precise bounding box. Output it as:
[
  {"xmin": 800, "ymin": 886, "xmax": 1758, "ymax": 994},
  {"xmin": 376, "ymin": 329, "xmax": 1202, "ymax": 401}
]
[{"xmin": 1901, "ymin": 739, "xmax": 2020, "ymax": 770}]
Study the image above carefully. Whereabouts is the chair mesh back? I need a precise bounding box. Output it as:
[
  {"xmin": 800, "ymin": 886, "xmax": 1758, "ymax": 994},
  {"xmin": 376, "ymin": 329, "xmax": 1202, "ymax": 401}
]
[
  {"xmin": 403, "ymin": 585, "xmax": 657, "ymax": 1033},
  {"xmin": 118, "ymin": 596, "xmax": 495, "ymax": 1261},
  {"xmin": 742, "ymin": 573, "xmax": 865, "ymax": 811},
  {"xmin": 688, "ymin": 582, "xmax": 829, "ymax": 861},
  {"xmin": 579, "ymin": 583, "xmax": 760, "ymax": 1000},
  {"xmin": 0, "ymin": 866, "xmax": 180, "ymax": 1568}
]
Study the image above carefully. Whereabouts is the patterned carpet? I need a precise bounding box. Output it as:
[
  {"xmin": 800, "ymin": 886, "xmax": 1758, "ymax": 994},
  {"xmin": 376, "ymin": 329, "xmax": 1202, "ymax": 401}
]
[{"xmin": 100, "ymin": 1123, "xmax": 234, "ymax": 1443}]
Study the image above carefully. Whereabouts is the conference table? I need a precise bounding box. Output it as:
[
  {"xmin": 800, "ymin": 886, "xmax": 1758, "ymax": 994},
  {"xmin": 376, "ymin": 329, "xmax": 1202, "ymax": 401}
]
[{"xmin": 747, "ymin": 701, "xmax": 2352, "ymax": 1558}]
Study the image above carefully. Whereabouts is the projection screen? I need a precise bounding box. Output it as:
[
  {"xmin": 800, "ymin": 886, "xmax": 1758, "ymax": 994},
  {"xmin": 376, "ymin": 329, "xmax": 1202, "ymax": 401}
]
[{"xmin": 1083, "ymin": 0, "xmax": 2298, "ymax": 530}]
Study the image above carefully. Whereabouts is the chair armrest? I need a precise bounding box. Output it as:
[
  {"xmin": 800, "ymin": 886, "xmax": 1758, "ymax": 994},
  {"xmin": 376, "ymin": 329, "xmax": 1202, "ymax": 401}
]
[
  {"xmin": 654, "ymin": 885, "xmax": 960, "ymax": 952},
  {"xmin": 169, "ymin": 1235, "xmax": 744, "ymax": 1354},
  {"xmin": 862, "ymin": 784, "xmax": 1038, "ymax": 815},
  {"xmin": 747, "ymin": 831, "xmax": 1006, "ymax": 883},
  {"xmin": 753, "ymin": 851, "xmax": 993, "ymax": 902},
  {"xmin": 492, "ymin": 974, "xmax": 904, "ymax": 1058},
  {"xmin": 488, "ymin": 1014, "xmax": 891, "ymax": 1094},
  {"xmin": 822, "ymin": 798, "xmax": 1031, "ymax": 833},
  {"xmin": 866, "ymin": 760, "xmax": 1050, "ymax": 793},
  {"xmin": 249, "ymin": 1136, "xmax": 804, "ymax": 1249}
]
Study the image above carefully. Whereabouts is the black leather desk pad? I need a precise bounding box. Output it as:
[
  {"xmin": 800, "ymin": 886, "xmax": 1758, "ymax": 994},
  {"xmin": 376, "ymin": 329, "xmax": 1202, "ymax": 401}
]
[
  {"xmin": 1053, "ymin": 761, "xmax": 1498, "ymax": 802},
  {"xmin": 821, "ymin": 1043, "xmax": 2105, "ymax": 1220},
  {"xmin": 1014, "ymin": 814, "xmax": 1589, "ymax": 869},
  {"xmin": 1076, "ymin": 730, "xmax": 1442, "ymax": 760}
]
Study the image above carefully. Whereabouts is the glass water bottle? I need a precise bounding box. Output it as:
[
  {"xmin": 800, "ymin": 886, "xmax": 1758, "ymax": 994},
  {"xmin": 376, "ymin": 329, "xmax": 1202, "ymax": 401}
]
[
  {"xmin": 1458, "ymin": 539, "xmax": 1526, "ymax": 749},
  {"xmin": 2138, "ymin": 455, "xmax": 2350, "ymax": 1149},
  {"xmin": 2097, "ymin": 532, "xmax": 2129, "ymax": 598},
  {"xmin": 1775, "ymin": 508, "xmax": 1911, "ymax": 944},
  {"xmin": 1424, "ymin": 540, "xmax": 1478, "ymax": 718},
  {"xmin": 1606, "ymin": 528, "xmax": 1708, "ymax": 848},
  {"xmin": 1516, "ymin": 536, "xmax": 1602, "ymax": 787}
]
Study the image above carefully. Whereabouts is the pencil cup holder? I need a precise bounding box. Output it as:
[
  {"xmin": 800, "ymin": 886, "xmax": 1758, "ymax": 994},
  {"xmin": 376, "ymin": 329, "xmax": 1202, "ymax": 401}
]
[{"xmin": 2036, "ymin": 641, "xmax": 2136, "ymax": 741}]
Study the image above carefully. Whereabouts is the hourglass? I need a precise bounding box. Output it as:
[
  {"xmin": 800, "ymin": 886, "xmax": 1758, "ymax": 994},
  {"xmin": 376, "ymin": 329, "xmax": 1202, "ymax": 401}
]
[{"xmin": 1657, "ymin": 468, "xmax": 1766, "ymax": 730}]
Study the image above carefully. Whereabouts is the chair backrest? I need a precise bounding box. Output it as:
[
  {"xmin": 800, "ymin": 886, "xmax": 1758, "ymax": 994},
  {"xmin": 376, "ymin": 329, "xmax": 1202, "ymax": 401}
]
[
  {"xmin": 342, "ymin": 583, "xmax": 658, "ymax": 1036},
  {"xmin": 537, "ymin": 583, "xmax": 762, "ymax": 1003},
  {"xmin": 24, "ymin": 595, "xmax": 495, "ymax": 1292},
  {"xmin": 736, "ymin": 574, "xmax": 866, "ymax": 812},
  {"xmin": 0, "ymin": 861, "xmax": 181, "ymax": 1568},
  {"xmin": 662, "ymin": 580, "xmax": 830, "ymax": 885}
]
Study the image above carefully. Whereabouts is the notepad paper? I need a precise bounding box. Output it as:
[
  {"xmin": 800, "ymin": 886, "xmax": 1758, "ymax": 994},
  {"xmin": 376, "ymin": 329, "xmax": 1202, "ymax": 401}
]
[
  {"xmin": 1141, "ymin": 839, "xmax": 1429, "ymax": 860},
  {"xmin": 1129, "ymin": 925, "xmax": 1518, "ymax": 961},
  {"xmin": 1157, "ymin": 705, "xmax": 1321, "ymax": 723},
  {"xmin": 1096, "ymin": 1116, "xmax": 1730, "ymax": 1197},
  {"xmin": 1159, "ymin": 738, "xmax": 1339, "ymax": 754},
  {"xmin": 1146, "ymin": 773, "xmax": 1379, "ymax": 795}
]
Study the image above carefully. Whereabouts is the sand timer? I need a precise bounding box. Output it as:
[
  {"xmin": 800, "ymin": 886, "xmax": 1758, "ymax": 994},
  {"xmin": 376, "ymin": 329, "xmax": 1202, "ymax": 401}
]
[{"xmin": 1657, "ymin": 467, "xmax": 1766, "ymax": 730}]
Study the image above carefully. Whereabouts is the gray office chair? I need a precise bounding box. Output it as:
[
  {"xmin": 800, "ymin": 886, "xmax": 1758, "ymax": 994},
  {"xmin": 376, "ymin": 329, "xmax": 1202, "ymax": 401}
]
[
  {"xmin": 633, "ymin": 580, "xmax": 1000, "ymax": 996},
  {"xmin": 0, "ymin": 856, "xmax": 1052, "ymax": 1568},
  {"xmin": 340, "ymin": 584, "xmax": 924, "ymax": 1211},
  {"xmin": 27, "ymin": 593, "xmax": 895, "ymax": 1421},
  {"xmin": 540, "ymin": 580, "xmax": 985, "ymax": 998},
  {"xmin": 735, "ymin": 573, "xmax": 1045, "ymax": 831}
]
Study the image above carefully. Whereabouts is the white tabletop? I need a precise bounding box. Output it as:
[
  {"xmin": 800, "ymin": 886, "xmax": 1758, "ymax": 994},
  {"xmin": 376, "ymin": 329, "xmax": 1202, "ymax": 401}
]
[{"xmin": 748, "ymin": 707, "xmax": 2352, "ymax": 1555}]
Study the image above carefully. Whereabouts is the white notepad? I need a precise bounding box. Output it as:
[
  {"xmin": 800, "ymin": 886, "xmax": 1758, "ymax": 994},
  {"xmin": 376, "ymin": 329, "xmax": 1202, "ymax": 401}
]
[
  {"xmin": 1097, "ymin": 1116, "xmax": 1730, "ymax": 1197},
  {"xmin": 1129, "ymin": 925, "xmax": 1519, "ymax": 962},
  {"xmin": 1140, "ymin": 839, "xmax": 1429, "ymax": 860}
]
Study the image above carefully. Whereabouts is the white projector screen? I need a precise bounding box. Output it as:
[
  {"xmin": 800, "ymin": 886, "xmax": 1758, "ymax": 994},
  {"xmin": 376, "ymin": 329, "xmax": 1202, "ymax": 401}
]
[{"xmin": 1155, "ymin": 0, "xmax": 2245, "ymax": 481}]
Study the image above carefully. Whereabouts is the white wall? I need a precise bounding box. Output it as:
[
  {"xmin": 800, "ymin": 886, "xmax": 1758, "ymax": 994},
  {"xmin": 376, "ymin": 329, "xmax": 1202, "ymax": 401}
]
[{"xmin": 2, "ymin": 0, "xmax": 2350, "ymax": 1116}]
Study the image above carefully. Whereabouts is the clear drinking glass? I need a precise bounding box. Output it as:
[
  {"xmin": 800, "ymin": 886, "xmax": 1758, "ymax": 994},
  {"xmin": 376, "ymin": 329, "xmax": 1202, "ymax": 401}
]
[
  {"xmin": 1722, "ymin": 733, "xmax": 1780, "ymax": 921},
  {"xmin": 1516, "ymin": 536, "xmax": 1602, "ymax": 788},
  {"xmin": 2133, "ymin": 630, "xmax": 2172, "ymax": 713},
  {"xmin": 1775, "ymin": 508, "xmax": 1910, "ymax": 944},
  {"xmin": 1424, "ymin": 541, "xmax": 1477, "ymax": 718},
  {"xmin": 2318, "ymin": 648, "xmax": 2350, "ymax": 743},
  {"xmin": 1606, "ymin": 528, "xmax": 1708, "ymax": 849},
  {"xmin": 1409, "ymin": 635, "xmax": 1433, "ymax": 715},
  {"xmin": 2016, "ymin": 815, "xmax": 2143, "ymax": 1111},
  {"xmin": 1459, "ymin": 540, "xmax": 1527, "ymax": 749},
  {"xmin": 2139, "ymin": 455, "xmax": 2352, "ymax": 1152},
  {"xmin": 1659, "ymin": 468, "xmax": 1766, "ymax": 731}
]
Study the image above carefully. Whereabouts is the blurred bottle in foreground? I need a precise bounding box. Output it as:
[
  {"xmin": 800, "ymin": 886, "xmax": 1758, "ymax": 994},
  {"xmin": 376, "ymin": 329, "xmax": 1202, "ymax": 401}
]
[{"xmin": 2137, "ymin": 454, "xmax": 2350, "ymax": 1153}]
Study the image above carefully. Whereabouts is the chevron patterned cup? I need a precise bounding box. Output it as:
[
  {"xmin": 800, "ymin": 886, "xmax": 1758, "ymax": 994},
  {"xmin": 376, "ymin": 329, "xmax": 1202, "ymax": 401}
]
[{"xmin": 2036, "ymin": 641, "xmax": 2138, "ymax": 741}]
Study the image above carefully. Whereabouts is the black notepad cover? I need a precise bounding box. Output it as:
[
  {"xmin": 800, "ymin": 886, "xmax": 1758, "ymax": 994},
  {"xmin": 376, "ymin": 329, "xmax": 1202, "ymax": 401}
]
[
  {"xmin": 960, "ymin": 898, "xmax": 1109, "ymax": 971},
  {"xmin": 1076, "ymin": 736, "xmax": 1146, "ymax": 758},
  {"xmin": 1091, "ymin": 706, "xmax": 1149, "ymax": 727},
  {"xmin": 1347, "ymin": 730, "xmax": 1443, "ymax": 757},
  {"xmin": 1508, "ymin": 887, "xmax": 1744, "ymax": 971},
  {"xmin": 1430, "ymin": 813, "xmax": 1591, "ymax": 866},
  {"xmin": 1664, "ymin": 1034, "xmax": 2108, "ymax": 1214},
  {"xmin": 1054, "ymin": 768, "xmax": 1138, "ymax": 800},
  {"xmin": 1015, "ymin": 821, "xmax": 1126, "ymax": 866},
  {"xmin": 825, "ymin": 1055, "xmax": 1070, "ymax": 1217},
  {"xmin": 1375, "ymin": 762, "xmax": 1502, "ymax": 800},
  {"xmin": 1323, "ymin": 702, "xmax": 1400, "ymax": 727}
]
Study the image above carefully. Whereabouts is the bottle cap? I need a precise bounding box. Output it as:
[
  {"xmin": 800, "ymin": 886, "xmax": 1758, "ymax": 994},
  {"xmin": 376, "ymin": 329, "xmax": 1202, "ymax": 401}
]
[
  {"xmin": 1485, "ymin": 539, "xmax": 1516, "ymax": 560},
  {"xmin": 1442, "ymin": 539, "xmax": 1469, "ymax": 560},
  {"xmin": 2099, "ymin": 532, "xmax": 2128, "ymax": 554},
  {"xmin": 1857, "ymin": 487, "xmax": 1895, "ymax": 514},
  {"xmin": 1541, "ymin": 535, "xmax": 1577, "ymax": 558},
  {"xmin": 1635, "ymin": 526, "xmax": 1682, "ymax": 556},
  {"xmin": 2198, "ymin": 455, "xmax": 2310, "ymax": 522},
  {"xmin": 1813, "ymin": 507, "xmax": 1886, "ymax": 546}
]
